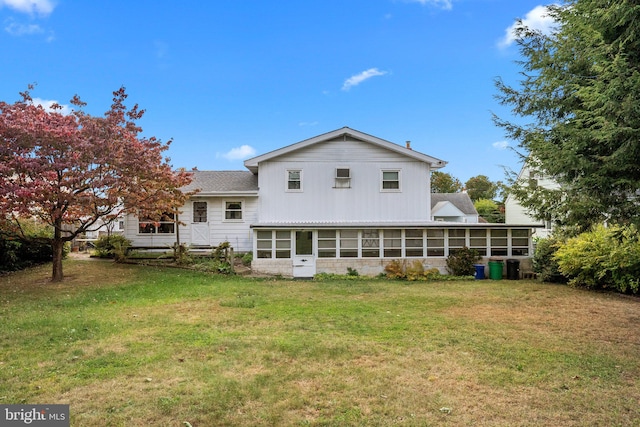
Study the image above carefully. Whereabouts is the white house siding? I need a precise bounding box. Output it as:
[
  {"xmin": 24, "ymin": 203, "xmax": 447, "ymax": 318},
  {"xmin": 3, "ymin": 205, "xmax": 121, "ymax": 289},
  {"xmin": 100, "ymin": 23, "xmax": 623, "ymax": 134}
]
[
  {"xmin": 124, "ymin": 196, "xmax": 257, "ymax": 253},
  {"xmin": 256, "ymin": 138, "xmax": 431, "ymax": 223},
  {"xmin": 504, "ymin": 197, "xmax": 539, "ymax": 225},
  {"xmin": 505, "ymin": 164, "xmax": 560, "ymax": 237}
]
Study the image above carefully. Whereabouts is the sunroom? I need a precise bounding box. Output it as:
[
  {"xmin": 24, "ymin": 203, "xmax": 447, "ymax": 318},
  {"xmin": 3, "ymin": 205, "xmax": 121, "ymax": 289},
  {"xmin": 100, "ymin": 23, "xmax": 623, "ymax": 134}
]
[{"xmin": 250, "ymin": 224, "xmax": 537, "ymax": 278}]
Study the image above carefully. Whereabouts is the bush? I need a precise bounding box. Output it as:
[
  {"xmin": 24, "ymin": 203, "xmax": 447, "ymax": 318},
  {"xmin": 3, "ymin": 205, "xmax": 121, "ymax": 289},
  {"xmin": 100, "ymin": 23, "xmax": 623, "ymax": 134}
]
[
  {"xmin": 405, "ymin": 260, "xmax": 424, "ymax": 281},
  {"xmin": 241, "ymin": 252, "xmax": 253, "ymax": 266},
  {"xmin": 446, "ymin": 247, "xmax": 481, "ymax": 276},
  {"xmin": 555, "ymin": 224, "xmax": 640, "ymax": 294},
  {"xmin": 384, "ymin": 260, "xmax": 405, "ymax": 279},
  {"xmin": 93, "ymin": 234, "xmax": 131, "ymax": 260},
  {"xmin": 0, "ymin": 221, "xmax": 59, "ymax": 273},
  {"xmin": 532, "ymin": 237, "xmax": 567, "ymax": 283},
  {"xmin": 383, "ymin": 260, "xmax": 463, "ymax": 282}
]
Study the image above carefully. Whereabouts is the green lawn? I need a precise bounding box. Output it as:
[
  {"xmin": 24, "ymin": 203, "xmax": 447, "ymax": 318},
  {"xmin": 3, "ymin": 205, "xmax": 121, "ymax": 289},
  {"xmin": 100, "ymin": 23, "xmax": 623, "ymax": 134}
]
[{"xmin": 1, "ymin": 259, "xmax": 638, "ymax": 426}]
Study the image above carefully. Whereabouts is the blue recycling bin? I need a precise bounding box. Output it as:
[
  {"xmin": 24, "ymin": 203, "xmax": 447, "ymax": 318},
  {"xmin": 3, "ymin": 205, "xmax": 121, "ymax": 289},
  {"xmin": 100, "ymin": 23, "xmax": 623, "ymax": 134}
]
[{"xmin": 473, "ymin": 264, "xmax": 485, "ymax": 280}]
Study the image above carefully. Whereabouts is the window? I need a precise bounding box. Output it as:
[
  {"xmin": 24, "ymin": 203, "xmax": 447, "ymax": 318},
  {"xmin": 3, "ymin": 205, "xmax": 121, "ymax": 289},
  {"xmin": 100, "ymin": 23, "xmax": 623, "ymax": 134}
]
[
  {"xmin": 490, "ymin": 229, "xmax": 508, "ymax": 256},
  {"xmin": 336, "ymin": 168, "xmax": 350, "ymax": 179},
  {"xmin": 287, "ymin": 170, "xmax": 302, "ymax": 191},
  {"xmin": 405, "ymin": 229, "xmax": 424, "ymax": 257},
  {"xmin": 383, "ymin": 229, "xmax": 402, "ymax": 257},
  {"xmin": 339, "ymin": 230, "xmax": 358, "ymax": 258},
  {"xmin": 275, "ymin": 231, "xmax": 291, "ymax": 258},
  {"xmin": 381, "ymin": 170, "xmax": 400, "ymax": 191},
  {"xmin": 427, "ymin": 229, "xmax": 445, "ymax": 256},
  {"xmin": 138, "ymin": 213, "xmax": 175, "ymax": 234},
  {"xmin": 257, "ymin": 231, "xmax": 273, "ymax": 259},
  {"xmin": 318, "ymin": 230, "xmax": 337, "ymax": 258},
  {"xmin": 334, "ymin": 168, "xmax": 351, "ymax": 189},
  {"xmin": 469, "ymin": 229, "xmax": 487, "ymax": 256},
  {"xmin": 256, "ymin": 230, "xmax": 291, "ymax": 258},
  {"xmin": 448, "ymin": 229, "xmax": 466, "ymax": 254},
  {"xmin": 224, "ymin": 201, "xmax": 243, "ymax": 220},
  {"xmin": 511, "ymin": 229, "xmax": 530, "ymax": 256},
  {"xmin": 193, "ymin": 201, "xmax": 207, "ymax": 223},
  {"xmin": 362, "ymin": 230, "xmax": 380, "ymax": 257}
]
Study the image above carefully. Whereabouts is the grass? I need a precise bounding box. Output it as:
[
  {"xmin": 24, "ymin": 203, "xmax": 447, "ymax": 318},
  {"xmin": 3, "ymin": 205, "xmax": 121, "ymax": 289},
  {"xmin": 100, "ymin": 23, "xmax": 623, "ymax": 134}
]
[{"xmin": 0, "ymin": 259, "xmax": 639, "ymax": 426}]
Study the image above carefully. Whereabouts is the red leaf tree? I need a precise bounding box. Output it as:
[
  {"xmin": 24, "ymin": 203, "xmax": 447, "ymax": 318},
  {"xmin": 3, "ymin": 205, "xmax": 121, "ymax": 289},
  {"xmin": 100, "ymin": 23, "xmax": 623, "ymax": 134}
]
[{"xmin": 0, "ymin": 87, "xmax": 193, "ymax": 282}]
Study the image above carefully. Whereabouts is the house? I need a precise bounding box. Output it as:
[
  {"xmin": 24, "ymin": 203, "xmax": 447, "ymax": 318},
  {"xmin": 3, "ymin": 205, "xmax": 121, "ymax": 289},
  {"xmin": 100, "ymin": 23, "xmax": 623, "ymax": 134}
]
[
  {"xmin": 125, "ymin": 127, "xmax": 537, "ymax": 277},
  {"xmin": 124, "ymin": 170, "xmax": 258, "ymax": 251},
  {"xmin": 431, "ymin": 193, "xmax": 479, "ymax": 223},
  {"xmin": 505, "ymin": 162, "xmax": 559, "ymax": 237}
]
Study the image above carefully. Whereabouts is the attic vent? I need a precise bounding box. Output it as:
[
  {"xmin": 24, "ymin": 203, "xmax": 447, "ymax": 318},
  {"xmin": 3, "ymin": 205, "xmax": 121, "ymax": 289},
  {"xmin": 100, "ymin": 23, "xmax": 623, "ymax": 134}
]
[{"xmin": 336, "ymin": 168, "xmax": 350, "ymax": 179}]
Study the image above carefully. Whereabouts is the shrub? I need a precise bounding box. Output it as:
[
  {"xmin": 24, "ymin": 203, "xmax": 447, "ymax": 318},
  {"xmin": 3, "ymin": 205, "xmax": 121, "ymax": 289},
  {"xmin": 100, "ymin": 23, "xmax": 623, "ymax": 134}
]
[
  {"xmin": 93, "ymin": 234, "xmax": 131, "ymax": 260},
  {"xmin": 555, "ymin": 224, "xmax": 640, "ymax": 294},
  {"xmin": 241, "ymin": 252, "xmax": 253, "ymax": 266},
  {"xmin": 346, "ymin": 267, "xmax": 359, "ymax": 277},
  {"xmin": 532, "ymin": 237, "xmax": 567, "ymax": 283},
  {"xmin": 174, "ymin": 243, "xmax": 192, "ymax": 265},
  {"xmin": 446, "ymin": 247, "xmax": 481, "ymax": 276},
  {"xmin": 0, "ymin": 220, "xmax": 60, "ymax": 273},
  {"xmin": 405, "ymin": 260, "xmax": 424, "ymax": 281},
  {"xmin": 383, "ymin": 261, "xmax": 457, "ymax": 282},
  {"xmin": 384, "ymin": 260, "xmax": 405, "ymax": 279}
]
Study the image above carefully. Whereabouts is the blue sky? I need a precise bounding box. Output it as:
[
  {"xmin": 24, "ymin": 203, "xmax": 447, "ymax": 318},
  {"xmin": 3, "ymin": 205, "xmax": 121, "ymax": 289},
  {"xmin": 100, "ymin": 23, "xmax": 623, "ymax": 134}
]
[{"xmin": 0, "ymin": 0, "xmax": 556, "ymax": 184}]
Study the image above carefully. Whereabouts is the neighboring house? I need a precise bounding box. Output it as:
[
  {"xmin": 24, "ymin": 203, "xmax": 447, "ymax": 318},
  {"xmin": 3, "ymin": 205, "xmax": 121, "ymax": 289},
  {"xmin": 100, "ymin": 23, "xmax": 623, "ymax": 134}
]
[
  {"xmin": 505, "ymin": 162, "xmax": 560, "ymax": 237},
  {"xmin": 125, "ymin": 127, "xmax": 538, "ymax": 277},
  {"xmin": 431, "ymin": 193, "xmax": 479, "ymax": 223}
]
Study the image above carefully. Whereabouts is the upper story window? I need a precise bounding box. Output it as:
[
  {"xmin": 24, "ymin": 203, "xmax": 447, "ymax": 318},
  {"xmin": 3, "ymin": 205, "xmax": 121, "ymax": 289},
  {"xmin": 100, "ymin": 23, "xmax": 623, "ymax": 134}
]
[
  {"xmin": 224, "ymin": 201, "xmax": 243, "ymax": 221},
  {"xmin": 334, "ymin": 168, "xmax": 351, "ymax": 189},
  {"xmin": 138, "ymin": 212, "xmax": 175, "ymax": 234},
  {"xmin": 287, "ymin": 169, "xmax": 302, "ymax": 191},
  {"xmin": 381, "ymin": 170, "xmax": 400, "ymax": 191}
]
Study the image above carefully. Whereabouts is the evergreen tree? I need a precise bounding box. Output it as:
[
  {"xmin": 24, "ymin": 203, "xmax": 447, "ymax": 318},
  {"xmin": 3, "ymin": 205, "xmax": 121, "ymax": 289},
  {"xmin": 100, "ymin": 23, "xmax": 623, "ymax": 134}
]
[{"xmin": 494, "ymin": 1, "xmax": 640, "ymax": 232}]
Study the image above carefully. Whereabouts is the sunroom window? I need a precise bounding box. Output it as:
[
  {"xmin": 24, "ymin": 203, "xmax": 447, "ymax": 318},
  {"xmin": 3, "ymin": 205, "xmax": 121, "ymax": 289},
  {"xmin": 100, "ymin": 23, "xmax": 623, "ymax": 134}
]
[{"xmin": 383, "ymin": 229, "xmax": 402, "ymax": 257}]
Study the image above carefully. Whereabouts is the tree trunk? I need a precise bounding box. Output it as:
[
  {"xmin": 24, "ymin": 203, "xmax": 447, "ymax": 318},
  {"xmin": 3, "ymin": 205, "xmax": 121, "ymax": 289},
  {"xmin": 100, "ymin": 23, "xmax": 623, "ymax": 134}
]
[
  {"xmin": 51, "ymin": 218, "xmax": 65, "ymax": 282},
  {"xmin": 51, "ymin": 238, "xmax": 65, "ymax": 282}
]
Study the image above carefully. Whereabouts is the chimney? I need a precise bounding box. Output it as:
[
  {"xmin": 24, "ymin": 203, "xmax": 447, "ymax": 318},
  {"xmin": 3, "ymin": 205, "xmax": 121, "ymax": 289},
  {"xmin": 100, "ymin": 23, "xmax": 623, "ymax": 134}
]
[{"xmin": 406, "ymin": 141, "xmax": 412, "ymax": 150}]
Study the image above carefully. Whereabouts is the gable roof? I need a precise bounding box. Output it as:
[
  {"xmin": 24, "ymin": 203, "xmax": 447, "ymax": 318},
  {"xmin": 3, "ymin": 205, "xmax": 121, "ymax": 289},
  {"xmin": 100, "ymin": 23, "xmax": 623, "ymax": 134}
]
[
  {"xmin": 244, "ymin": 127, "xmax": 447, "ymax": 173},
  {"xmin": 430, "ymin": 193, "xmax": 478, "ymax": 216},
  {"xmin": 181, "ymin": 171, "xmax": 258, "ymax": 196}
]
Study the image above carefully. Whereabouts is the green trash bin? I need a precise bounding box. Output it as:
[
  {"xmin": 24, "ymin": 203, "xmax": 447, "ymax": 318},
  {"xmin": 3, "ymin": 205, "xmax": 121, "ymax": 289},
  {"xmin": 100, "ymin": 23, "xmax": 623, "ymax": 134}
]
[{"xmin": 488, "ymin": 260, "xmax": 504, "ymax": 280}]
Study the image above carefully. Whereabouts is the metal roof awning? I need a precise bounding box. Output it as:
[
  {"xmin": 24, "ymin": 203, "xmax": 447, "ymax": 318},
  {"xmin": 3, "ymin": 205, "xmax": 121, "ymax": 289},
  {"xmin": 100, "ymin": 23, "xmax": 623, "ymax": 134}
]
[{"xmin": 250, "ymin": 221, "xmax": 544, "ymax": 229}]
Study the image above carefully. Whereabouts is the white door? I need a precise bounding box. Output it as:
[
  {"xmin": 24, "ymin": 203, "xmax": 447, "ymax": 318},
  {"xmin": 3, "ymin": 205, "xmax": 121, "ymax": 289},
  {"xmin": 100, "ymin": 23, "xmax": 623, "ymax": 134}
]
[
  {"xmin": 191, "ymin": 201, "xmax": 210, "ymax": 246},
  {"xmin": 293, "ymin": 230, "xmax": 315, "ymax": 278}
]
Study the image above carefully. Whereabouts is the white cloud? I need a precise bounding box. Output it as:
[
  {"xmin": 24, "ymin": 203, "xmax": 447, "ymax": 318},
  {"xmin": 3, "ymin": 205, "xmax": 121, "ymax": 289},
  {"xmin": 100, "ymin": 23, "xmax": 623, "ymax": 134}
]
[
  {"xmin": 220, "ymin": 145, "xmax": 256, "ymax": 161},
  {"xmin": 31, "ymin": 97, "xmax": 72, "ymax": 115},
  {"xmin": 492, "ymin": 140, "xmax": 510, "ymax": 150},
  {"xmin": 408, "ymin": 0, "xmax": 453, "ymax": 10},
  {"xmin": 498, "ymin": 5, "xmax": 558, "ymax": 48},
  {"xmin": 0, "ymin": 0, "xmax": 55, "ymax": 16},
  {"xmin": 4, "ymin": 20, "xmax": 42, "ymax": 36},
  {"xmin": 342, "ymin": 68, "xmax": 388, "ymax": 91}
]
